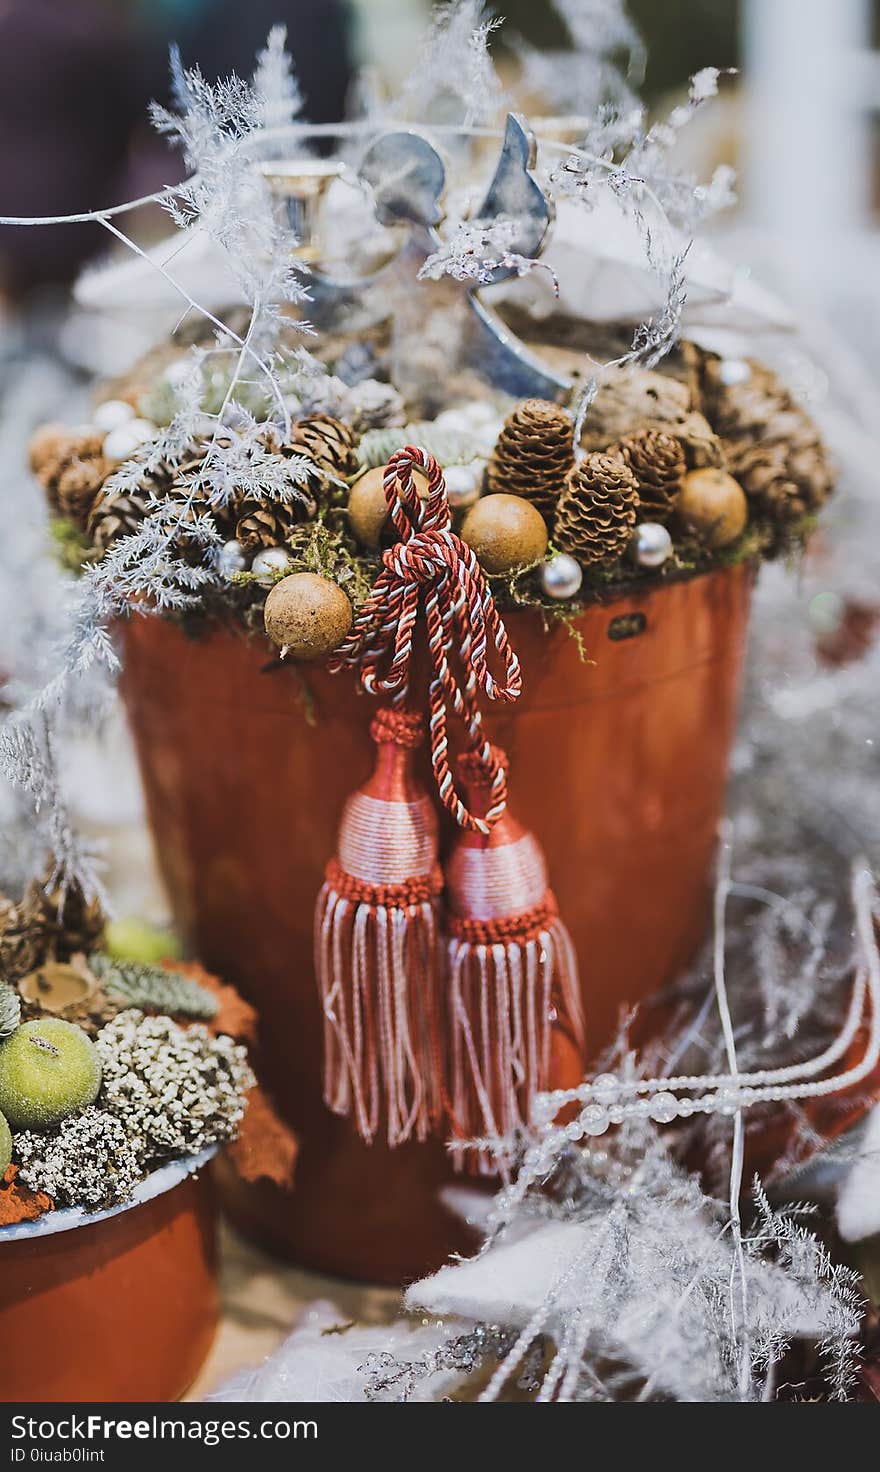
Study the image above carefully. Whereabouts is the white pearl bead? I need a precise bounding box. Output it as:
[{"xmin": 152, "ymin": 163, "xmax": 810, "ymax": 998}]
[
  {"xmin": 103, "ymin": 419, "xmax": 157, "ymax": 463},
  {"xmin": 591, "ymin": 1072, "xmax": 620, "ymax": 1100},
  {"xmin": 580, "ymin": 1103, "xmax": 610, "ymax": 1136},
  {"xmin": 93, "ymin": 399, "xmax": 135, "ymax": 434},
  {"xmin": 718, "ymin": 358, "xmax": 752, "ymax": 388},
  {"xmin": 444, "ymin": 462, "xmax": 484, "ymax": 510},
  {"xmin": 648, "ymin": 1090, "xmax": 679, "ymax": 1124},
  {"xmin": 634, "ymin": 521, "xmax": 673, "ymax": 569},
  {"xmin": 540, "ymin": 552, "xmax": 583, "ymax": 600},
  {"xmin": 251, "ymin": 547, "xmax": 293, "ymax": 586},
  {"xmin": 218, "ymin": 540, "xmax": 248, "ymax": 578}
]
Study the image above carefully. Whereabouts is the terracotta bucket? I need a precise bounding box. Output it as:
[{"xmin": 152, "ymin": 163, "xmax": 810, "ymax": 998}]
[
  {"xmin": 119, "ymin": 564, "xmax": 753, "ymax": 1282},
  {"xmin": 0, "ymin": 1160, "xmax": 218, "ymax": 1402}
]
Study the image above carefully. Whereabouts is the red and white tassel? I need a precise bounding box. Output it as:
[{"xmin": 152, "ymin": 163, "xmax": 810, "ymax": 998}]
[
  {"xmin": 444, "ymin": 751, "xmax": 584, "ymax": 1169},
  {"xmin": 315, "ymin": 707, "xmax": 443, "ymax": 1146}
]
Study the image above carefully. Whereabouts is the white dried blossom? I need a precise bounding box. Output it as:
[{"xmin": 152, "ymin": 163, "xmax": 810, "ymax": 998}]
[
  {"xmin": 15, "ymin": 1107, "xmax": 143, "ymax": 1209},
  {"xmin": 95, "ymin": 1010, "xmax": 253, "ymax": 1161},
  {"xmin": 418, "ymin": 217, "xmax": 558, "ymax": 290}
]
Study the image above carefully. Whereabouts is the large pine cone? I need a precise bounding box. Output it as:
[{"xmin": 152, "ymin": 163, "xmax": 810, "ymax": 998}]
[
  {"xmin": 29, "ymin": 425, "xmax": 107, "ymax": 523},
  {"xmin": 701, "ymin": 359, "xmax": 834, "ymax": 523},
  {"xmin": 486, "ymin": 399, "xmax": 574, "ymax": 517},
  {"xmin": 617, "ymin": 428, "xmax": 686, "ymax": 522},
  {"xmin": 87, "ymin": 487, "xmax": 151, "ymax": 553},
  {"xmin": 554, "ymin": 452, "xmax": 639, "ymax": 566}
]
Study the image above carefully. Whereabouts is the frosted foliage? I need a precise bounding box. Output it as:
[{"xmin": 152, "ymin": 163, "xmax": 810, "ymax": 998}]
[
  {"xmin": 253, "ymin": 24, "xmax": 303, "ymax": 133},
  {"xmin": 390, "ymin": 2, "xmax": 504, "ymax": 128},
  {"xmin": 419, "ymin": 218, "xmax": 558, "ymax": 289},
  {"xmin": 516, "ymin": 0, "xmax": 645, "ymax": 119}
]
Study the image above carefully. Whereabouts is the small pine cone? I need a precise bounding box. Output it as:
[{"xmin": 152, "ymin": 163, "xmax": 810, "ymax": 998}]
[
  {"xmin": 87, "ymin": 487, "xmax": 151, "ymax": 553},
  {"xmin": 57, "ymin": 455, "xmax": 111, "ymax": 531},
  {"xmin": 487, "ymin": 399, "xmax": 574, "ymax": 517},
  {"xmin": 617, "ymin": 429, "xmax": 685, "ymax": 522},
  {"xmin": 554, "ymin": 452, "xmax": 639, "ymax": 566},
  {"xmin": 235, "ymin": 499, "xmax": 296, "ymax": 550},
  {"xmin": 21, "ymin": 876, "xmax": 105, "ymax": 963},
  {"xmin": 0, "ymin": 898, "xmax": 47, "ymax": 984},
  {"xmin": 286, "ymin": 415, "xmax": 358, "ymax": 482}
]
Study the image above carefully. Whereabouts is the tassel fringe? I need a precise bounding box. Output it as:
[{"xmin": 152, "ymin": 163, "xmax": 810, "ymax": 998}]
[
  {"xmin": 446, "ymin": 900, "xmax": 584, "ymax": 1172},
  {"xmin": 316, "ymin": 862, "xmax": 443, "ymax": 1147}
]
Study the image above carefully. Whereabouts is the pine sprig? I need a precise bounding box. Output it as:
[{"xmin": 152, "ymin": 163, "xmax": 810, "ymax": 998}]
[
  {"xmin": 0, "ymin": 980, "xmax": 21, "ymax": 1039},
  {"xmin": 90, "ymin": 956, "xmax": 219, "ymax": 1022}
]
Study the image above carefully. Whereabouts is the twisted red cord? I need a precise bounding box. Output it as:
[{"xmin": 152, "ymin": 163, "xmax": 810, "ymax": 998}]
[{"xmin": 331, "ymin": 446, "xmax": 522, "ymax": 833}]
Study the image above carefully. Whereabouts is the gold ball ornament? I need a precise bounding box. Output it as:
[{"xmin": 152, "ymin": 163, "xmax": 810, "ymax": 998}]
[
  {"xmin": 677, "ymin": 468, "xmax": 748, "ymax": 549},
  {"xmin": 347, "ymin": 465, "xmax": 429, "ymax": 549},
  {"xmin": 460, "ymin": 493, "xmax": 548, "ymax": 576},
  {"xmin": 264, "ymin": 572, "xmax": 353, "ymax": 660}
]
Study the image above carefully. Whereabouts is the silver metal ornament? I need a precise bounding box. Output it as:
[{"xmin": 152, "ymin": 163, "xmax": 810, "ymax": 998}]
[
  {"xmin": 251, "ymin": 547, "xmax": 294, "ymax": 587},
  {"xmin": 218, "ymin": 540, "xmax": 248, "ymax": 579},
  {"xmin": 540, "ymin": 552, "xmax": 583, "ymax": 600},
  {"xmin": 634, "ymin": 522, "xmax": 673, "ymax": 569},
  {"xmin": 444, "ymin": 462, "xmax": 484, "ymax": 510}
]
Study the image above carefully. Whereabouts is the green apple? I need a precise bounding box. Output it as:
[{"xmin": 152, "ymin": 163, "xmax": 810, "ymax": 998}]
[
  {"xmin": 104, "ymin": 917, "xmax": 180, "ymax": 966},
  {"xmin": 0, "ymin": 1019, "xmax": 101, "ymax": 1130},
  {"xmin": 0, "ymin": 1109, "xmax": 11, "ymax": 1176}
]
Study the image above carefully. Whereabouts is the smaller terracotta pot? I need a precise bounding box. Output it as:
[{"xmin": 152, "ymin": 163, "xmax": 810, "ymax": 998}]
[{"xmin": 0, "ymin": 1157, "xmax": 218, "ymax": 1403}]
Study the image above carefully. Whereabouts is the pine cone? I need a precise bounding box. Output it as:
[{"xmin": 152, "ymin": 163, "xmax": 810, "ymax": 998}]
[
  {"xmin": 554, "ymin": 452, "xmax": 639, "ymax": 566},
  {"xmin": 21, "ymin": 876, "xmax": 105, "ymax": 963},
  {"xmin": 29, "ymin": 425, "xmax": 107, "ymax": 517},
  {"xmin": 0, "ymin": 898, "xmax": 47, "ymax": 984},
  {"xmin": 286, "ymin": 415, "xmax": 358, "ymax": 483},
  {"xmin": 235, "ymin": 499, "xmax": 297, "ymax": 550},
  {"xmin": 617, "ymin": 428, "xmax": 685, "ymax": 522},
  {"xmin": 486, "ymin": 399, "xmax": 574, "ymax": 517},
  {"xmin": 702, "ymin": 360, "xmax": 834, "ymax": 522},
  {"xmin": 86, "ymin": 486, "xmax": 151, "ymax": 553},
  {"xmin": 580, "ymin": 368, "xmax": 692, "ymax": 451}
]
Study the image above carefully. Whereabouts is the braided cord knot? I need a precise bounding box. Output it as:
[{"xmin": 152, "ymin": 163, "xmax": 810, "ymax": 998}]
[{"xmin": 330, "ymin": 445, "xmax": 522, "ymax": 832}]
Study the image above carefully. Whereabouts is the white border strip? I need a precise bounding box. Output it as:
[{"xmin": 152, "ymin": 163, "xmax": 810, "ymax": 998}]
[{"xmin": 0, "ymin": 1147, "xmax": 218, "ymax": 1242}]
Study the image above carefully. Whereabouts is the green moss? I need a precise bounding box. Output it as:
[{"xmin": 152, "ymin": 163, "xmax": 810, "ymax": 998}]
[{"xmin": 47, "ymin": 518, "xmax": 94, "ymax": 575}]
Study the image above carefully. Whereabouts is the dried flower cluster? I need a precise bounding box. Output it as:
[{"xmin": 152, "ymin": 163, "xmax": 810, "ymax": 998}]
[
  {"xmin": 15, "ymin": 1107, "xmax": 143, "ymax": 1209},
  {"xmin": 95, "ymin": 1010, "xmax": 253, "ymax": 1160}
]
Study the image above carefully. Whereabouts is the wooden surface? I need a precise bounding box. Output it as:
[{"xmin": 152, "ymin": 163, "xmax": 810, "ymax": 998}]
[{"xmin": 188, "ymin": 1223, "xmax": 397, "ymax": 1400}]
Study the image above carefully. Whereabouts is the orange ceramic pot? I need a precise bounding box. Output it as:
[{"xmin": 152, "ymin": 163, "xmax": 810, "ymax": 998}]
[
  {"xmin": 0, "ymin": 1159, "xmax": 218, "ymax": 1403},
  {"xmin": 119, "ymin": 564, "xmax": 753, "ymax": 1282}
]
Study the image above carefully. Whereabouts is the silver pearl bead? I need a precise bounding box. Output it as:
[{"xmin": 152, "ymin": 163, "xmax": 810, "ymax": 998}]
[
  {"xmin": 648, "ymin": 1090, "xmax": 679, "ymax": 1124},
  {"xmin": 251, "ymin": 547, "xmax": 293, "ymax": 586},
  {"xmin": 539, "ymin": 552, "xmax": 583, "ymax": 600},
  {"xmin": 634, "ymin": 522, "xmax": 673, "ymax": 569},
  {"xmin": 218, "ymin": 539, "xmax": 248, "ymax": 579},
  {"xmin": 103, "ymin": 418, "xmax": 157, "ymax": 463},
  {"xmin": 93, "ymin": 398, "xmax": 135, "ymax": 434},
  {"xmin": 580, "ymin": 1103, "xmax": 610, "ymax": 1137},
  {"xmin": 444, "ymin": 462, "xmax": 484, "ymax": 510},
  {"xmin": 718, "ymin": 357, "xmax": 752, "ymax": 388}
]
